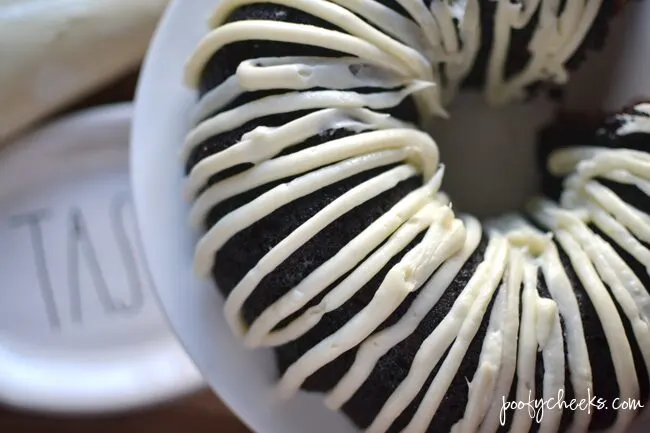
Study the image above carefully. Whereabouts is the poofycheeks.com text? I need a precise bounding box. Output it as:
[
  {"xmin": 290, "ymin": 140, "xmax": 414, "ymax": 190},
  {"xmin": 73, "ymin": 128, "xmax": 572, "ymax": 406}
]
[{"xmin": 500, "ymin": 388, "xmax": 644, "ymax": 426}]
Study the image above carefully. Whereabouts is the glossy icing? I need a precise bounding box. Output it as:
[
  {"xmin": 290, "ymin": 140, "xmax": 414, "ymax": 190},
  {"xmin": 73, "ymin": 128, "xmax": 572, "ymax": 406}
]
[{"xmin": 181, "ymin": 1, "xmax": 649, "ymax": 432}]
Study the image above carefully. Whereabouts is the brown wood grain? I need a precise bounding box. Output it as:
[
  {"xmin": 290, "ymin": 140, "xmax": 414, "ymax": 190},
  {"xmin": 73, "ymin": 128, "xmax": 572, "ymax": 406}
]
[{"xmin": 0, "ymin": 391, "xmax": 251, "ymax": 433}]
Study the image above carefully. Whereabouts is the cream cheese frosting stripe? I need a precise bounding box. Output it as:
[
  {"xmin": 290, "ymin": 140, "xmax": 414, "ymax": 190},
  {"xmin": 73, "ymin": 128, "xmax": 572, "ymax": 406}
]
[
  {"xmin": 186, "ymin": 11, "xmax": 444, "ymax": 116},
  {"xmin": 276, "ymin": 204, "xmax": 467, "ymax": 398},
  {"xmin": 617, "ymin": 104, "xmax": 650, "ymax": 135},
  {"xmin": 454, "ymin": 281, "xmax": 506, "ymax": 433},
  {"xmin": 186, "ymin": 107, "xmax": 414, "ymax": 197},
  {"xmin": 530, "ymin": 111, "xmax": 650, "ymax": 432},
  {"xmin": 324, "ymin": 215, "xmax": 482, "ymax": 411},
  {"xmin": 538, "ymin": 294, "xmax": 565, "ymax": 433},
  {"xmin": 452, "ymin": 274, "xmax": 509, "ymax": 433},
  {"xmin": 227, "ymin": 166, "xmax": 443, "ymax": 340},
  {"xmin": 497, "ymin": 218, "xmax": 567, "ymax": 433},
  {"xmin": 246, "ymin": 175, "xmax": 447, "ymax": 347},
  {"xmin": 531, "ymin": 201, "xmax": 639, "ymax": 433},
  {"xmin": 440, "ymin": 0, "xmax": 481, "ymax": 104},
  {"xmin": 184, "ymin": 0, "xmax": 492, "ymax": 120},
  {"xmin": 192, "ymin": 58, "xmax": 412, "ymax": 125},
  {"xmin": 182, "ymin": 83, "xmax": 434, "ymax": 162},
  {"xmin": 400, "ymin": 235, "xmax": 509, "ymax": 433},
  {"xmin": 487, "ymin": 0, "xmax": 604, "ymax": 105},
  {"xmin": 232, "ymin": 57, "xmax": 406, "ymax": 91},
  {"xmin": 323, "ymin": 0, "xmax": 427, "ymax": 55},
  {"xmin": 185, "ymin": 21, "xmax": 408, "ymax": 86},
  {"xmin": 364, "ymin": 236, "xmax": 509, "ymax": 433},
  {"xmin": 508, "ymin": 259, "xmax": 540, "ymax": 433},
  {"xmin": 189, "ymin": 128, "xmax": 439, "ymax": 227},
  {"xmin": 477, "ymin": 248, "xmax": 524, "ymax": 433},
  {"xmin": 188, "ymin": 125, "xmax": 438, "ymax": 210},
  {"xmin": 539, "ymin": 239, "xmax": 593, "ymax": 433},
  {"xmin": 524, "ymin": 108, "xmax": 650, "ymax": 432},
  {"xmin": 194, "ymin": 150, "xmax": 413, "ymax": 277},
  {"xmin": 245, "ymin": 198, "xmax": 453, "ymax": 347},
  {"xmin": 208, "ymin": 0, "xmax": 433, "ymax": 81}
]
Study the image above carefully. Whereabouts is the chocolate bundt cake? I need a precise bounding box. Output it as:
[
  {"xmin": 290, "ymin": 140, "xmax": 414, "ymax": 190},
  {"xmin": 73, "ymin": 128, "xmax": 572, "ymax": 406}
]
[{"xmin": 180, "ymin": 1, "xmax": 647, "ymax": 432}]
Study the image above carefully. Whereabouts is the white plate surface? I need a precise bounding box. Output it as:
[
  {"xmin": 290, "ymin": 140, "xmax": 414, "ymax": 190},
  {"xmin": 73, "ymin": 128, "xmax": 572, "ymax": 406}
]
[
  {"xmin": 0, "ymin": 103, "xmax": 202, "ymax": 414},
  {"xmin": 131, "ymin": 1, "xmax": 650, "ymax": 432}
]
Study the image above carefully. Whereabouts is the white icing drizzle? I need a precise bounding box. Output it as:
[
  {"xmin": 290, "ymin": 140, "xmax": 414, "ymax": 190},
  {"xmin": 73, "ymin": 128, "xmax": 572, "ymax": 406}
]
[
  {"xmin": 452, "ymin": 277, "xmax": 507, "ymax": 433},
  {"xmin": 476, "ymin": 248, "xmax": 524, "ymax": 433},
  {"xmin": 247, "ymin": 192, "xmax": 451, "ymax": 347},
  {"xmin": 193, "ymin": 151, "xmax": 411, "ymax": 276},
  {"xmin": 367, "ymin": 236, "xmax": 509, "ymax": 433},
  {"xmin": 186, "ymin": 107, "xmax": 412, "ymax": 197},
  {"xmin": 400, "ymin": 235, "xmax": 509, "ymax": 433},
  {"xmin": 181, "ymin": 0, "xmax": 650, "ymax": 432},
  {"xmin": 509, "ymin": 258, "xmax": 540, "ymax": 433},
  {"xmin": 493, "ymin": 217, "xmax": 567, "ymax": 433},
  {"xmin": 208, "ymin": 0, "xmax": 429, "ymax": 76},
  {"xmin": 185, "ymin": 10, "xmax": 445, "ymax": 117},
  {"xmin": 324, "ymin": 215, "xmax": 483, "ymax": 410},
  {"xmin": 439, "ymin": 0, "xmax": 482, "ymax": 104},
  {"xmin": 527, "ymin": 108, "xmax": 650, "ymax": 432},
  {"xmin": 181, "ymin": 83, "xmax": 435, "ymax": 162},
  {"xmin": 538, "ymin": 295, "xmax": 565, "ymax": 433},
  {"xmin": 617, "ymin": 104, "xmax": 650, "ymax": 135},
  {"xmin": 487, "ymin": 0, "xmax": 605, "ymax": 105},
  {"xmin": 539, "ymin": 235, "xmax": 593, "ymax": 433},
  {"xmin": 242, "ymin": 175, "xmax": 446, "ymax": 346},
  {"xmin": 276, "ymin": 204, "xmax": 467, "ymax": 398},
  {"xmin": 189, "ymin": 128, "xmax": 439, "ymax": 229},
  {"xmin": 531, "ymin": 200, "xmax": 639, "ymax": 433},
  {"xmin": 192, "ymin": 58, "xmax": 412, "ymax": 125}
]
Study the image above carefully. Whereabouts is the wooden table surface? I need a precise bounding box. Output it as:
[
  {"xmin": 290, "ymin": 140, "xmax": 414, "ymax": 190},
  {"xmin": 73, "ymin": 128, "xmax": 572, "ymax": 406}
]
[
  {"xmin": 0, "ymin": 391, "xmax": 250, "ymax": 433},
  {"xmin": 0, "ymin": 70, "xmax": 250, "ymax": 433}
]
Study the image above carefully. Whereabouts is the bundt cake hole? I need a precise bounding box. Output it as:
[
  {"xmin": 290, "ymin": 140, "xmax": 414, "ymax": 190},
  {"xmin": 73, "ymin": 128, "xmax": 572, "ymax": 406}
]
[{"xmin": 423, "ymin": 92, "xmax": 554, "ymax": 218}]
